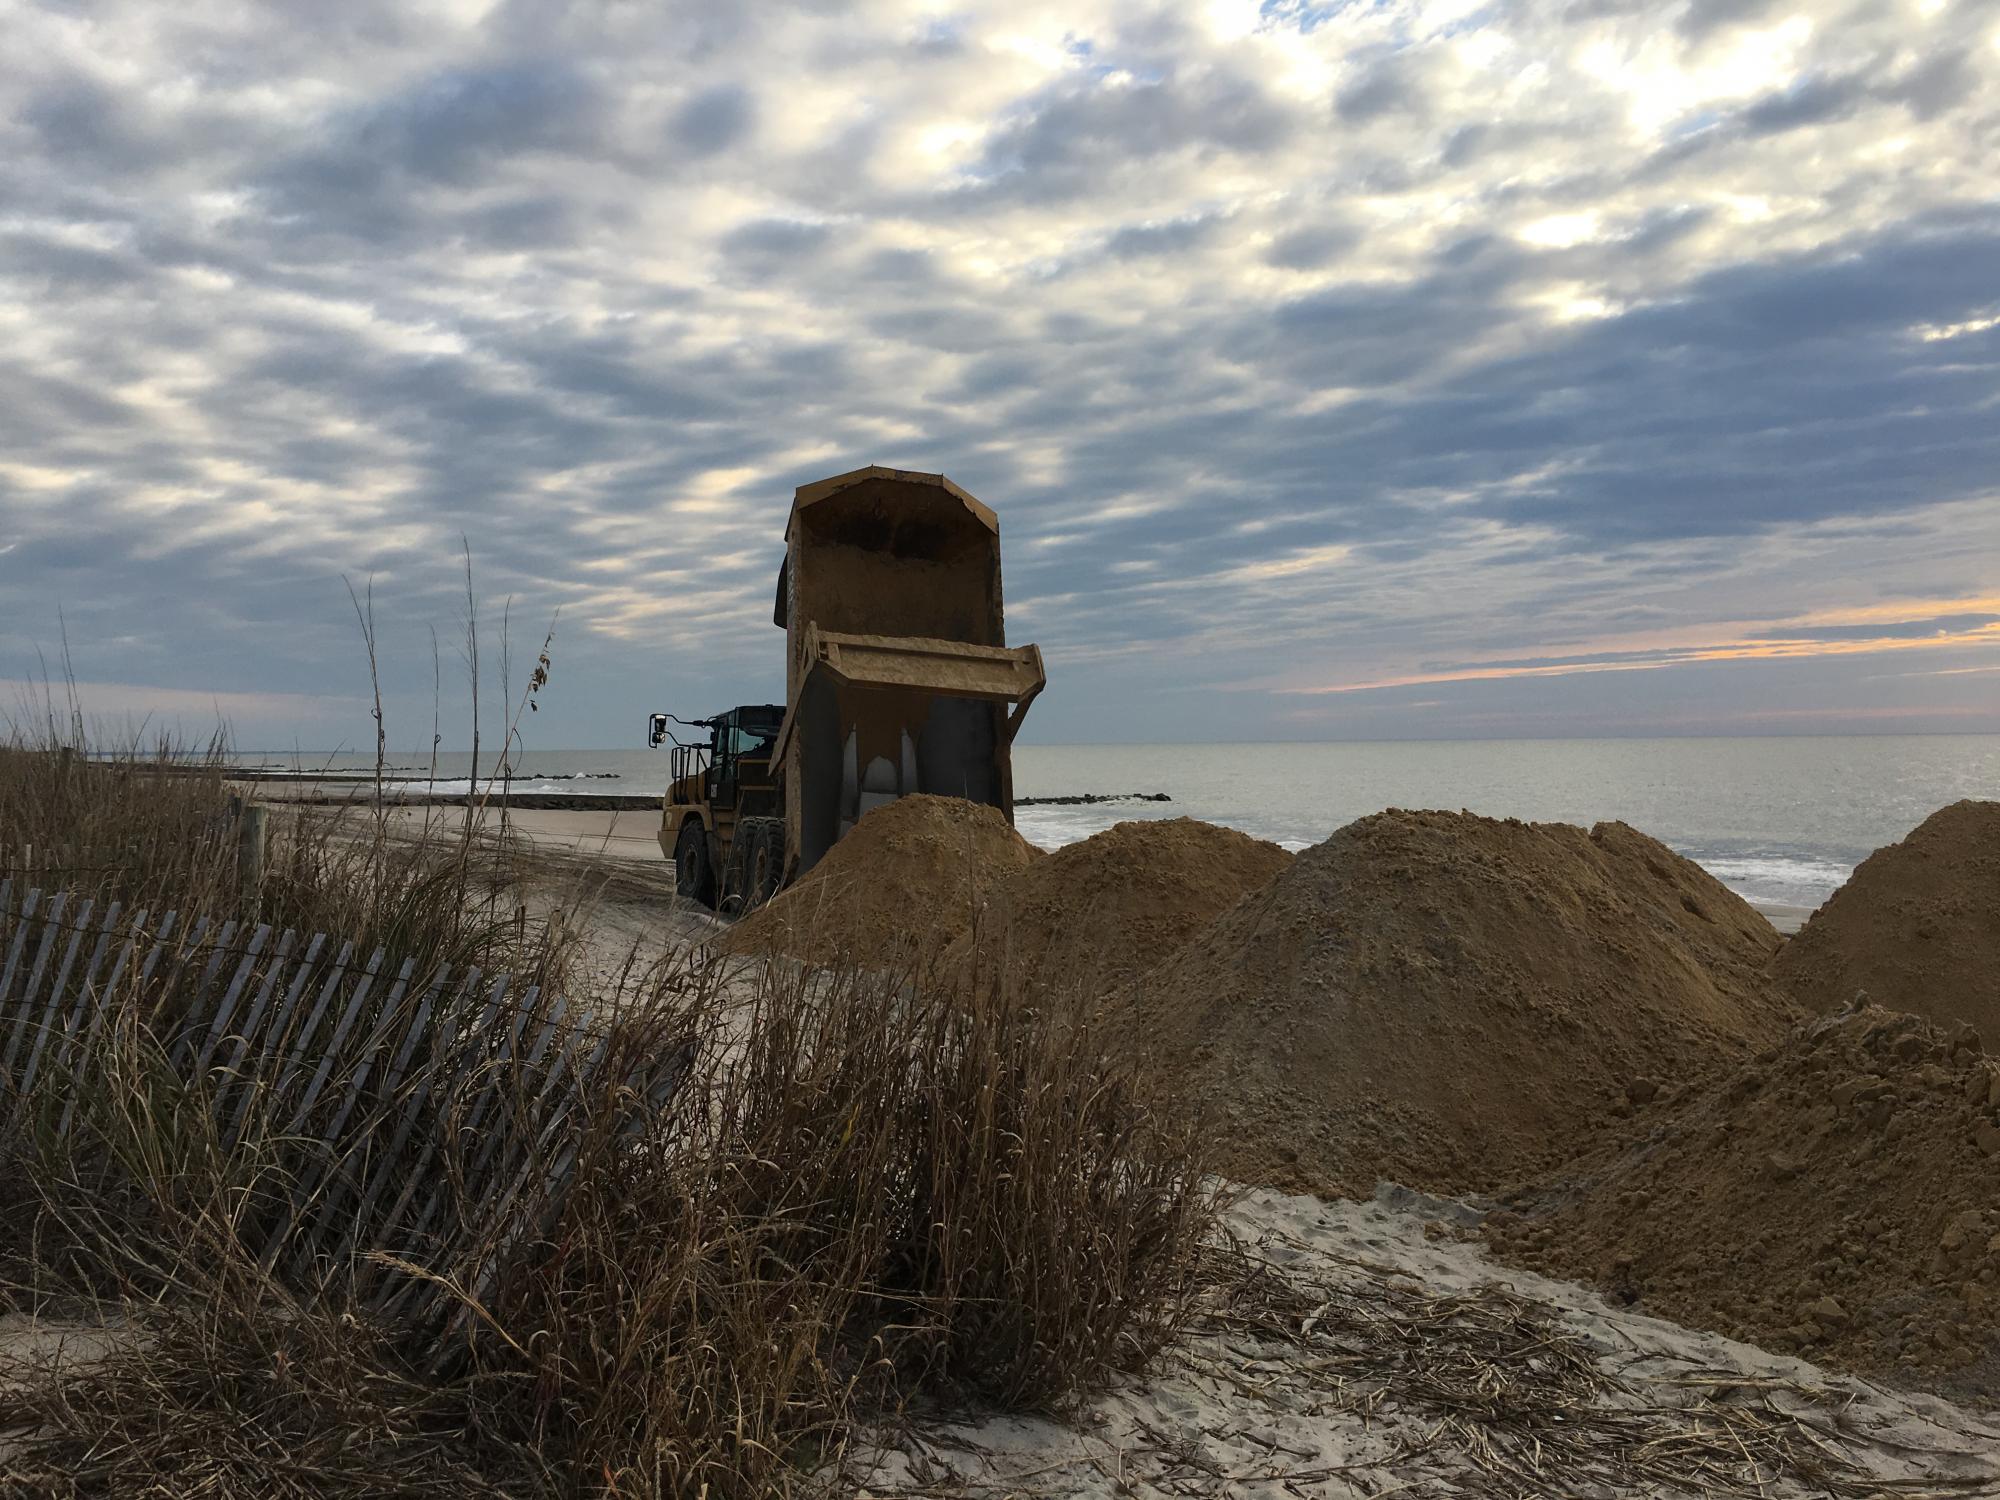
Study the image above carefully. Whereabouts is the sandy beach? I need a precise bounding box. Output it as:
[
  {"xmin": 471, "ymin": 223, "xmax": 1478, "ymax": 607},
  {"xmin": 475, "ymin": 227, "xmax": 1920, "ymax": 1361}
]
[
  {"xmin": 446, "ymin": 804, "xmax": 670, "ymax": 863},
  {"xmin": 239, "ymin": 787, "xmax": 674, "ymax": 863},
  {"xmin": 854, "ymin": 1185, "xmax": 2000, "ymax": 1496},
  {"xmin": 291, "ymin": 794, "xmax": 1819, "ymax": 934}
]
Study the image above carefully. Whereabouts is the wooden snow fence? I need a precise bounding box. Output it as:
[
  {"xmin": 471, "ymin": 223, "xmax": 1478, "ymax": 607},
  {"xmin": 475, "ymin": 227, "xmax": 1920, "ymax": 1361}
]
[{"xmin": 0, "ymin": 879, "xmax": 695, "ymax": 1357}]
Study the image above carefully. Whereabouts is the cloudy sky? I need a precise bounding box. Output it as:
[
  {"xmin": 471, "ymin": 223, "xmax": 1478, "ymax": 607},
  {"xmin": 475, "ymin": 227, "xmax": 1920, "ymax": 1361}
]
[{"xmin": 3, "ymin": 0, "xmax": 1997, "ymax": 750}]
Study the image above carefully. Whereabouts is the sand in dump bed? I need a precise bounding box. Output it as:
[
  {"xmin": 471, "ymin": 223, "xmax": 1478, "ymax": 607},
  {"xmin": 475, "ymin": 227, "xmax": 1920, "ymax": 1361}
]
[
  {"xmin": 1104, "ymin": 809, "xmax": 1793, "ymax": 1199},
  {"xmin": 939, "ymin": 817, "xmax": 1292, "ymax": 999},
  {"xmin": 1487, "ymin": 1002, "xmax": 2000, "ymax": 1403},
  {"xmin": 1772, "ymin": 799, "xmax": 2000, "ymax": 1034},
  {"xmin": 727, "ymin": 794, "xmax": 1042, "ymax": 968}
]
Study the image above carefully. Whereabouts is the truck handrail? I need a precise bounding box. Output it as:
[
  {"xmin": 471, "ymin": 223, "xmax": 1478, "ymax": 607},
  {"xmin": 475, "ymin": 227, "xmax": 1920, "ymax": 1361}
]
[{"xmin": 668, "ymin": 740, "xmax": 711, "ymax": 790}]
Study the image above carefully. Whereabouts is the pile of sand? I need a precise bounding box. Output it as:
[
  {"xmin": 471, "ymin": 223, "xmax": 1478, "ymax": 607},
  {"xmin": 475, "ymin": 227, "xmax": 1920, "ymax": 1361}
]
[
  {"xmin": 939, "ymin": 818, "xmax": 1292, "ymax": 999},
  {"xmin": 1104, "ymin": 809, "xmax": 1792, "ymax": 1198},
  {"xmin": 727, "ymin": 794, "xmax": 1043, "ymax": 968},
  {"xmin": 1486, "ymin": 1003, "xmax": 2000, "ymax": 1399},
  {"xmin": 1773, "ymin": 801, "xmax": 2000, "ymax": 1033}
]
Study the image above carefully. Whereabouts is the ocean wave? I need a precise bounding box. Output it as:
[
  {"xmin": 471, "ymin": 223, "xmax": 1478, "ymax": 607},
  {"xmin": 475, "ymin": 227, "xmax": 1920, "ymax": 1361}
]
[
  {"xmin": 1017, "ymin": 808, "xmax": 1855, "ymax": 909},
  {"xmin": 1686, "ymin": 852, "xmax": 1855, "ymax": 909},
  {"xmin": 374, "ymin": 777, "xmax": 634, "ymax": 798}
]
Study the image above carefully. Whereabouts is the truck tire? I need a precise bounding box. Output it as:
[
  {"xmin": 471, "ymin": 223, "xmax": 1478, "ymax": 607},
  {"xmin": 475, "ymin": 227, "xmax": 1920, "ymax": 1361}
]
[
  {"xmin": 674, "ymin": 819, "xmax": 716, "ymax": 908},
  {"xmin": 717, "ymin": 829, "xmax": 751, "ymax": 917},
  {"xmin": 746, "ymin": 819, "xmax": 783, "ymax": 910}
]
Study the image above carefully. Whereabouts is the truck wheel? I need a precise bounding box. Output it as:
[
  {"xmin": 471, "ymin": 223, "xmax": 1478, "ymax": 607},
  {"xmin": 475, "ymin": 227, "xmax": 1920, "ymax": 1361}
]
[
  {"xmin": 716, "ymin": 830, "xmax": 747, "ymax": 917},
  {"xmin": 674, "ymin": 819, "xmax": 716, "ymax": 908},
  {"xmin": 746, "ymin": 820, "xmax": 782, "ymax": 910}
]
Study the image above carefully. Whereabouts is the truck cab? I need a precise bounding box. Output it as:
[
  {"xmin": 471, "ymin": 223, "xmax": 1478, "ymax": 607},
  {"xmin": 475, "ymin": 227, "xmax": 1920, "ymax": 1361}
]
[{"xmin": 650, "ymin": 704, "xmax": 784, "ymax": 908}]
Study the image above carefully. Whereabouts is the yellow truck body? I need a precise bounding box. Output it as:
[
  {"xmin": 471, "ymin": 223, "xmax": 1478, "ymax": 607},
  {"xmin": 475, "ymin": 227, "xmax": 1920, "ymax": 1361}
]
[{"xmin": 657, "ymin": 466, "xmax": 1044, "ymax": 905}]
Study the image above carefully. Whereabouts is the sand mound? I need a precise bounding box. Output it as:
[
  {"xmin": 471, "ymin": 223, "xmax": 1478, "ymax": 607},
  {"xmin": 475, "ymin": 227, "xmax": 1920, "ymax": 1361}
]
[
  {"xmin": 1772, "ymin": 801, "xmax": 2000, "ymax": 1033},
  {"xmin": 728, "ymin": 794, "xmax": 1043, "ymax": 968},
  {"xmin": 940, "ymin": 818, "xmax": 1292, "ymax": 999},
  {"xmin": 1106, "ymin": 809, "xmax": 1791, "ymax": 1198},
  {"xmin": 1487, "ymin": 1003, "xmax": 2000, "ymax": 1400}
]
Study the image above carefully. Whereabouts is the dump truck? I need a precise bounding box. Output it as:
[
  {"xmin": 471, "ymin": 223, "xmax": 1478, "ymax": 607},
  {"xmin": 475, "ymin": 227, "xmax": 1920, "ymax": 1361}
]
[{"xmin": 649, "ymin": 466, "xmax": 1046, "ymax": 910}]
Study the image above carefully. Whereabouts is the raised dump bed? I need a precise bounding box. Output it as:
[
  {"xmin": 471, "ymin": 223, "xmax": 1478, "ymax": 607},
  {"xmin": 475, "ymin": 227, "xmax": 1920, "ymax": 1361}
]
[{"xmin": 654, "ymin": 466, "xmax": 1044, "ymax": 905}]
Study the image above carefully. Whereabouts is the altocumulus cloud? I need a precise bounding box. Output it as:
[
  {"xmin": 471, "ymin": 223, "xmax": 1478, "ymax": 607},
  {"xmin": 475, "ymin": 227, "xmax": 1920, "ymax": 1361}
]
[{"xmin": 0, "ymin": 0, "xmax": 1996, "ymax": 745}]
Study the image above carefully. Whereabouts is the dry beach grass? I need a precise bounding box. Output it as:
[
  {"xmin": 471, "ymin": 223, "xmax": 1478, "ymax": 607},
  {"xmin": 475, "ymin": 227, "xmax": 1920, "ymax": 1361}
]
[{"xmin": 0, "ymin": 726, "xmax": 1218, "ymax": 1497}]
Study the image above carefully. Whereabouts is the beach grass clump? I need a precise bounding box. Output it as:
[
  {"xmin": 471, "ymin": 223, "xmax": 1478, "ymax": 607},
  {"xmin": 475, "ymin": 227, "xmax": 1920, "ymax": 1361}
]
[
  {"xmin": 0, "ymin": 911, "xmax": 1215, "ymax": 1497},
  {"xmin": 0, "ymin": 727, "xmax": 243, "ymax": 917},
  {"xmin": 0, "ymin": 714, "xmax": 574, "ymax": 995},
  {"xmin": 464, "ymin": 952, "xmax": 1217, "ymax": 1495}
]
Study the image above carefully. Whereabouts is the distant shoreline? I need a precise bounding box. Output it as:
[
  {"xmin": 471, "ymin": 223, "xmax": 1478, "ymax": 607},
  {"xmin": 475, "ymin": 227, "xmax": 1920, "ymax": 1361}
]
[
  {"xmin": 243, "ymin": 786, "xmax": 1821, "ymax": 936},
  {"xmin": 228, "ymin": 781, "xmax": 1176, "ymax": 815},
  {"xmin": 233, "ymin": 782, "xmax": 664, "ymax": 812}
]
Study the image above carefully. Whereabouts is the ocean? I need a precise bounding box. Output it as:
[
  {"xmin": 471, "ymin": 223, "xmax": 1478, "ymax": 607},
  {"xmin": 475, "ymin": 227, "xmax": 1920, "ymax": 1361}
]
[{"xmin": 239, "ymin": 736, "xmax": 2000, "ymax": 912}]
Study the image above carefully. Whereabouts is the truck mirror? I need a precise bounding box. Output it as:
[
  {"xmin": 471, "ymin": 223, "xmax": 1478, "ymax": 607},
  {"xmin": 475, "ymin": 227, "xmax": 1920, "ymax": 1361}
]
[{"xmin": 647, "ymin": 712, "xmax": 668, "ymax": 747}]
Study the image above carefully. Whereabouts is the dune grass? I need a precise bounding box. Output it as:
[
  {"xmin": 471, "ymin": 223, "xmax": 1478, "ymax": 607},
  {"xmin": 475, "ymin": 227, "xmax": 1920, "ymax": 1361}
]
[
  {"xmin": 0, "ymin": 718, "xmax": 572, "ymax": 993},
  {"xmin": 0, "ymin": 715, "xmax": 1217, "ymax": 1496}
]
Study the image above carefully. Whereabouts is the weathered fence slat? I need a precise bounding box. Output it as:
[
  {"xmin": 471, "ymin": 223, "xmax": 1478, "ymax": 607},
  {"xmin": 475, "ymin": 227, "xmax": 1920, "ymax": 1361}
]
[
  {"xmin": 147, "ymin": 913, "xmax": 214, "ymax": 1031},
  {"xmin": 211, "ymin": 926, "xmax": 298, "ymax": 1111},
  {"xmin": 18, "ymin": 897, "xmax": 97, "ymax": 1097},
  {"xmin": 282, "ymin": 948, "xmax": 393, "ymax": 1138},
  {"xmin": 189, "ymin": 918, "xmax": 242, "ymax": 1011},
  {"xmin": 363, "ymin": 972, "xmax": 505, "ymax": 1297},
  {"xmin": 254, "ymin": 948, "xmax": 407, "ymax": 1282},
  {"xmin": 437, "ymin": 1024, "xmax": 612, "ymax": 1362},
  {"xmin": 401, "ymin": 973, "xmax": 525, "ymax": 1259},
  {"xmin": 19, "ymin": 898, "xmax": 97, "ymax": 1098},
  {"xmin": 41, "ymin": 899, "xmax": 124, "ymax": 1100},
  {"xmin": 457, "ymin": 990, "xmax": 566, "ymax": 1221},
  {"xmin": 132, "ymin": 908, "xmax": 180, "ymax": 993},
  {"xmin": 56, "ymin": 906, "xmax": 148, "ymax": 1139},
  {"xmin": 231, "ymin": 926, "xmax": 300, "ymax": 1060},
  {"xmin": 341, "ymin": 970, "xmax": 498, "ymax": 1274},
  {"xmin": 66, "ymin": 900, "xmax": 126, "ymax": 1034},
  {"xmin": 221, "ymin": 930, "xmax": 324, "ymax": 1150},
  {"xmin": 0, "ymin": 887, "xmax": 35, "ymax": 1038},
  {"xmin": 4, "ymin": 891, "xmax": 72, "ymax": 1079},
  {"xmin": 274, "ymin": 938, "xmax": 358, "ymax": 1103},
  {"xmin": 378, "ymin": 980, "xmax": 545, "ymax": 1321},
  {"xmin": 193, "ymin": 923, "xmax": 273, "ymax": 1071},
  {"xmin": 310, "ymin": 956, "xmax": 419, "ymax": 1149},
  {"xmin": 275, "ymin": 956, "xmax": 426, "ymax": 1276},
  {"xmin": 303, "ymin": 963, "xmax": 457, "ymax": 1272}
]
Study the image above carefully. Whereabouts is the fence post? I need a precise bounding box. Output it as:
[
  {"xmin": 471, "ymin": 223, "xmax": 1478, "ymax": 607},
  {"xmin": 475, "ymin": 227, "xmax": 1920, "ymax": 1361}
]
[{"xmin": 239, "ymin": 803, "xmax": 267, "ymax": 898}]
